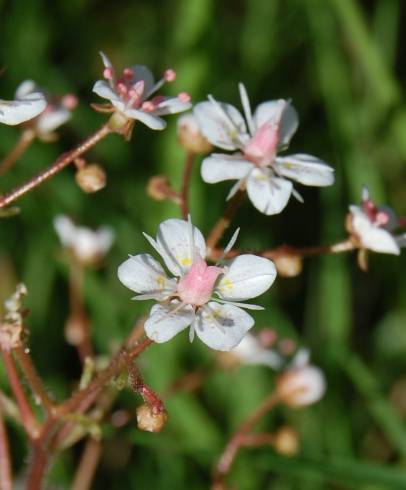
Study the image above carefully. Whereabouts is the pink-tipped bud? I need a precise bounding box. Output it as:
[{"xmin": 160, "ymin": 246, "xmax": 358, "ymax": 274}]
[
  {"xmin": 61, "ymin": 94, "xmax": 78, "ymax": 110},
  {"xmin": 164, "ymin": 69, "xmax": 176, "ymax": 82},
  {"xmin": 277, "ymin": 365, "xmax": 326, "ymax": 408},
  {"xmin": 123, "ymin": 67, "xmax": 134, "ymax": 78},
  {"xmin": 75, "ymin": 164, "xmax": 107, "ymax": 194},
  {"xmin": 177, "ymin": 256, "xmax": 223, "ymax": 306},
  {"xmin": 136, "ymin": 404, "xmax": 168, "ymax": 433},
  {"xmin": 178, "ymin": 92, "xmax": 191, "ymax": 103},
  {"xmin": 141, "ymin": 101, "xmax": 155, "ymax": 112},
  {"xmin": 103, "ymin": 67, "xmax": 114, "ymax": 80}
]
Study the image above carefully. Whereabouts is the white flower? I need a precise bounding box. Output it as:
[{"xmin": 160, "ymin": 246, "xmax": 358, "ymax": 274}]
[
  {"xmin": 0, "ymin": 84, "xmax": 46, "ymax": 126},
  {"xmin": 349, "ymin": 187, "xmax": 406, "ymax": 255},
  {"xmin": 194, "ymin": 84, "xmax": 334, "ymax": 215},
  {"xmin": 54, "ymin": 215, "xmax": 114, "ymax": 265},
  {"xmin": 118, "ymin": 218, "xmax": 277, "ymax": 351},
  {"xmin": 229, "ymin": 332, "xmax": 283, "ymax": 368},
  {"xmin": 93, "ymin": 52, "xmax": 192, "ymax": 130},
  {"xmin": 15, "ymin": 80, "xmax": 77, "ymax": 137},
  {"xmin": 277, "ymin": 350, "xmax": 326, "ymax": 407}
]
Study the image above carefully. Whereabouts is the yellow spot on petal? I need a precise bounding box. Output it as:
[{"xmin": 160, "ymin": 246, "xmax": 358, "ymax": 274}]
[
  {"xmin": 156, "ymin": 275, "xmax": 166, "ymax": 289},
  {"xmin": 219, "ymin": 278, "xmax": 234, "ymax": 292},
  {"xmin": 180, "ymin": 257, "xmax": 191, "ymax": 266}
]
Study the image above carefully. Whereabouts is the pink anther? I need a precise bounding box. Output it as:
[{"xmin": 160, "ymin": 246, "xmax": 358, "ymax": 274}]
[
  {"xmin": 61, "ymin": 94, "xmax": 78, "ymax": 110},
  {"xmin": 117, "ymin": 82, "xmax": 128, "ymax": 95},
  {"xmin": 375, "ymin": 211, "xmax": 390, "ymax": 227},
  {"xmin": 103, "ymin": 67, "xmax": 114, "ymax": 80},
  {"xmin": 141, "ymin": 101, "xmax": 155, "ymax": 112},
  {"xmin": 164, "ymin": 69, "xmax": 176, "ymax": 82},
  {"xmin": 178, "ymin": 92, "xmax": 191, "ymax": 103},
  {"xmin": 123, "ymin": 67, "xmax": 134, "ymax": 78}
]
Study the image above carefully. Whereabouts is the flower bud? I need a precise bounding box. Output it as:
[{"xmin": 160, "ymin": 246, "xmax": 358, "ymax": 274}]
[
  {"xmin": 146, "ymin": 176, "xmax": 181, "ymax": 204},
  {"xmin": 273, "ymin": 255, "xmax": 302, "ymax": 277},
  {"xmin": 65, "ymin": 315, "xmax": 88, "ymax": 346},
  {"xmin": 277, "ymin": 365, "xmax": 326, "ymax": 408},
  {"xmin": 136, "ymin": 403, "xmax": 168, "ymax": 433},
  {"xmin": 273, "ymin": 426, "xmax": 299, "ymax": 456},
  {"xmin": 75, "ymin": 164, "xmax": 106, "ymax": 193},
  {"xmin": 177, "ymin": 114, "xmax": 212, "ymax": 154}
]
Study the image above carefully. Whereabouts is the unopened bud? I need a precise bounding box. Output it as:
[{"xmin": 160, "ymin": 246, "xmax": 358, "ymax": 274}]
[
  {"xmin": 65, "ymin": 315, "xmax": 88, "ymax": 346},
  {"xmin": 277, "ymin": 365, "xmax": 326, "ymax": 408},
  {"xmin": 274, "ymin": 255, "xmax": 302, "ymax": 277},
  {"xmin": 146, "ymin": 176, "xmax": 181, "ymax": 204},
  {"xmin": 75, "ymin": 164, "xmax": 106, "ymax": 193},
  {"xmin": 273, "ymin": 426, "xmax": 299, "ymax": 456},
  {"xmin": 177, "ymin": 114, "xmax": 212, "ymax": 154},
  {"xmin": 136, "ymin": 403, "xmax": 168, "ymax": 433}
]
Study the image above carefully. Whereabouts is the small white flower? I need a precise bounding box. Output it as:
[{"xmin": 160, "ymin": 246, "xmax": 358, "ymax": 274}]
[
  {"xmin": 118, "ymin": 218, "xmax": 277, "ymax": 351},
  {"xmin": 15, "ymin": 80, "xmax": 77, "ymax": 137},
  {"xmin": 229, "ymin": 332, "xmax": 283, "ymax": 368},
  {"xmin": 93, "ymin": 52, "xmax": 192, "ymax": 130},
  {"xmin": 0, "ymin": 84, "xmax": 46, "ymax": 126},
  {"xmin": 349, "ymin": 187, "xmax": 406, "ymax": 255},
  {"xmin": 194, "ymin": 84, "xmax": 334, "ymax": 215},
  {"xmin": 277, "ymin": 350, "xmax": 326, "ymax": 407},
  {"xmin": 54, "ymin": 215, "xmax": 114, "ymax": 265}
]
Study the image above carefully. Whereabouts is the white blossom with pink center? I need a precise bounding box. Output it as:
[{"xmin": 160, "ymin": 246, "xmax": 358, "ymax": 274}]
[
  {"xmin": 349, "ymin": 187, "xmax": 406, "ymax": 255},
  {"xmin": 93, "ymin": 52, "xmax": 191, "ymax": 130},
  {"xmin": 0, "ymin": 84, "xmax": 46, "ymax": 126},
  {"xmin": 193, "ymin": 84, "xmax": 334, "ymax": 215},
  {"xmin": 118, "ymin": 218, "xmax": 277, "ymax": 351},
  {"xmin": 15, "ymin": 80, "xmax": 77, "ymax": 137}
]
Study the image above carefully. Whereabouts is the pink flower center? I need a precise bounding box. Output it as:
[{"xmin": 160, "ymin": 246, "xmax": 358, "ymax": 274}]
[
  {"xmin": 362, "ymin": 199, "xmax": 390, "ymax": 228},
  {"xmin": 244, "ymin": 122, "xmax": 279, "ymax": 166},
  {"xmin": 177, "ymin": 256, "xmax": 223, "ymax": 306}
]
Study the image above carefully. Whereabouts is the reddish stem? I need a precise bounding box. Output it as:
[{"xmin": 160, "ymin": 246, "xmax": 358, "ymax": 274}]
[
  {"xmin": 0, "ymin": 128, "xmax": 35, "ymax": 177},
  {"xmin": 0, "ymin": 407, "xmax": 12, "ymax": 490},
  {"xmin": 71, "ymin": 438, "xmax": 102, "ymax": 490},
  {"xmin": 0, "ymin": 123, "xmax": 110, "ymax": 209}
]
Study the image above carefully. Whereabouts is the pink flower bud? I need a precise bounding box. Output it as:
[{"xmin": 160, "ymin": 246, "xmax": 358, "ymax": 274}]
[
  {"xmin": 273, "ymin": 426, "xmax": 299, "ymax": 456},
  {"xmin": 277, "ymin": 365, "xmax": 326, "ymax": 407}
]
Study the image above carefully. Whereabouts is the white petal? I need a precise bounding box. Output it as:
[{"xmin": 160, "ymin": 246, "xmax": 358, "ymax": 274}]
[
  {"xmin": 194, "ymin": 303, "xmax": 254, "ymax": 351},
  {"xmin": 99, "ymin": 51, "xmax": 113, "ymax": 69},
  {"xmin": 118, "ymin": 254, "xmax": 177, "ymax": 300},
  {"xmin": 350, "ymin": 206, "xmax": 400, "ymax": 255},
  {"xmin": 232, "ymin": 333, "xmax": 283, "ymax": 368},
  {"xmin": 37, "ymin": 107, "xmax": 71, "ymax": 134},
  {"xmin": 0, "ymin": 93, "xmax": 46, "ymax": 125},
  {"xmin": 246, "ymin": 168, "xmax": 292, "ymax": 215},
  {"xmin": 144, "ymin": 301, "xmax": 195, "ymax": 343},
  {"xmin": 193, "ymin": 100, "xmax": 247, "ymax": 150},
  {"xmin": 155, "ymin": 219, "xmax": 206, "ymax": 276},
  {"xmin": 129, "ymin": 65, "xmax": 155, "ymax": 96},
  {"xmin": 97, "ymin": 227, "xmax": 115, "ymax": 254},
  {"xmin": 275, "ymin": 154, "xmax": 334, "ymax": 186},
  {"xmin": 201, "ymin": 154, "xmax": 253, "ymax": 183},
  {"xmin": 396, "ymin": 233, "xmax": 406, "ymax": 248},
  {"xmin": 153, "ymin": 97, "xmax": 192, "ymax": 116},
  {"xmin": 253, "ymin": 100, "xmax": 298, "ymax": 147},
  {"xmin": 15, "ymin": 79, "xmax": 37, "ymax": 99},
  {"xmin": 54, "ymin": 215, "xmax": 75, "ymax": 247},
  {"xmin": 216, "ymin": 254, "xmax": 276, "ymax": 301},
  {"xmin": 93, "ymin": 80, "xmax": 120, "ymax": 103},
  {"xmin": 115, "ymin": 104, "xmax": 167, "ymax": 130}
]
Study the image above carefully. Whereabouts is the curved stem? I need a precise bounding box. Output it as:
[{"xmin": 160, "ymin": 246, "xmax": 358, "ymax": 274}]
[
  {"xmin": 0, "ymin": 408, "xmax": 12, "ymax": 490},
  {"xmin": 0, "ymin": 123, "xmax": 111, "ymax": 209},
  {"xmin": 212, "ymin": 392, "xmax": 280, "ymax": 488},
  {"xmin": 206, "ymin": 190, "xmax": 245, "ymax": 252},
  {"xmin": 180, "ymin": 152, "xmax": 195, "ymax": 219},
  {"xmin": 0, "ymin": 129, "xmax": 35, "ymax": 177}
]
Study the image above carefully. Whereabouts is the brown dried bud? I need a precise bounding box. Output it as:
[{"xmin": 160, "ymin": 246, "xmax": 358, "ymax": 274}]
[
  {"xmin": 75, "ymin": 164, "xmax": 106, "ymax": 193},
  {"xmin": 146, "ymin": 176, "xmax": 181, "ymax": 204},
  {"xmin": 136, "ymin": 403, "xmax": 168, "ymax": 433},
  {"xmin": 273, "ymin": 255, "xmax": 302, "ymax": 277},
  {"xmin": 177, "ymin": 114, "xmax": 213, "ymax": 154},
  {"xmin": 273, "ymin": 426, "xmax": 299, "ymax": 456}
]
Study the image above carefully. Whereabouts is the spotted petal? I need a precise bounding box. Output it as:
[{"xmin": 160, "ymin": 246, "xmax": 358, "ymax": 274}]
[
  {"xmin": 144, "ymin": 301, "xmax": 195, "ymax": 343},
  {"xmin": 193, "ymin": 100, "xmax": 248, "ymax": 150},
  {"xmin": 154, "ymin": 219, "xmax": 207, "ymax": 276},
  {"xmin": 216, "ymin": 254, "xmax": 276, "ymax": 301},
  {"xmin": 194, "ymin": 303, "xmax": 254, "ymax": 351},
  {"xmin": 275, "ymin": 154, "xmax": 334, "ymax": 186},
  {"xmin": 118, "ymin": 253, "xmax": 177, "ymax": 301},
  {"xmin": 201, "ymin": 154, "xmax": 253, "ymax": 183},
  {"xmin": 246, "ymin": 168, "xmax": 293, "ymax": 215}
]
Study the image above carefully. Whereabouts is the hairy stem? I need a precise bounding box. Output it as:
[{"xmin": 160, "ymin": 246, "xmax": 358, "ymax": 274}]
[
  {"xmin": 0, "ymin": 123, "xmax": 111, "ymax": 209},
  {"xmin": 180, "ymin": 152, "xmax": 195, "ymax": 219},
  {"xmin": 206, "ymin": 190, "xmax": 245, "ymax": 252},
  {"xmin": 0, "ymin": 408, "xmax": 12, "ymax": 490},
  {"xmin": 0, "ymin": 129, "xmax": 35, "ymax": 177}
]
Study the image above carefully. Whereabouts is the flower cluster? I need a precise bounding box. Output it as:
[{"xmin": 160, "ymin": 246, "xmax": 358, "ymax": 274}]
[
  {"xmin": 194, "ymin": 84, "xmax": 334, "ymax": 215},
  {"xmin": 118, "ymin": 218, "xmax": 276, "ymax": 351}
]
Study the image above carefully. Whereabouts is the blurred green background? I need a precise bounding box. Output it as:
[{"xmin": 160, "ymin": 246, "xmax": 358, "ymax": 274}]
[{"xmin": 1, "ymin": 0, "xmax": 406, "ymax": 488}]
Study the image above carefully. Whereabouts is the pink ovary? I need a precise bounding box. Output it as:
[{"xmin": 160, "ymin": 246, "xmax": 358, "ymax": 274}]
[
  {"xmin": 244, "ymin": 122, "xmax": 279, "ymax": 165},
  {"xmin": 177, "ymin": 257, "xmax": 223, "ymax": 306}
]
